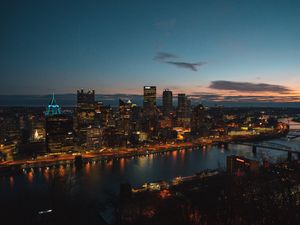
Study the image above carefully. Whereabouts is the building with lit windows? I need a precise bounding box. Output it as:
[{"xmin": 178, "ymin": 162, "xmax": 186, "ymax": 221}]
[
  {"xmin": 162, "ymin": 89, "xmax": 173, "ymax": 116},
  {"xmin": 76, "ymin": 89, "xmax": 97, "ymax": 145},
  {"xmin": 45, "ymin": 93, "xmax": 61, "ymax": 116},
  {"xmin": 45, "ymin": 95, "xmax": 74, "ymax": 152},
  {"xmin": 86, "ymin": 127, "xmax": 103, "ymax": 150},
  {"xmin": 118, "ymin": 99, "xmax": 134, "ymax": 135},
  {"xmin": 227, "ymin": 155, "xmax": 259, "ymax": 174},
  {"xmin": 176, "ymin": 93, "xmax": 191, "ymax": 128},
  {"xmin": 191, "ymin": 104, "xmax": 208, "ymax": 136},
  {"xmin": 143, "ymin": 86, "xmax": 156, "ymax": 108}
]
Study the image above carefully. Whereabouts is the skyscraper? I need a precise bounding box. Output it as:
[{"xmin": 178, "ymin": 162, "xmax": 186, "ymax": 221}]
[
  {"xmin": 77, "ymin": 89, "xmax": 95, "ymax": 104},
  {"xmin": 162, "ymin": 89, "xmax": 173, "ymax": 116},
  {"xmin": 143, "ymin": 86, "xmax": 156, "ymax": 108},
  {"xmin": 142, "ymin": 86, "xmax": 159, "ymax": 135},
  {"xmin": 45, "ymin": 93, "xmax": 61, "ymax": 116},
  {"xmin": 191, "ymin": 104, "xmax": 207, "ymax": 136},
  {"xmin": 176, "ymin": 93, "xmax": 191, "ymax": 128},
  {"xmin": 118, "ymin": 99, "xmax": 133, "ymax": 135},
  {"xmin": 46, "ymin": 115, "xmax": 74, "ymax": 152},
  {"xmin": 45, "ymin": 95, "xmax": 74, "ymax": 152},
  {"xmin": 177, "ymin": 93, "xmax": 186, "ymax": 110},
  {"xmin": 76, "ymin": 89, "xmax": 96, "ymax": 145}
]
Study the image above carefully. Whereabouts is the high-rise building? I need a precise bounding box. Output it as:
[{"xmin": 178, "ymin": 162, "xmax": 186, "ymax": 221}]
[
  {"xmin": 162, "ymin": 89, "xmax": 173, "ymax": 116},
  {"xmin": 176, "ymin": 93, "xmax": 191, "ymax": 128},
  {"xmin": 191, "ymin": 104, "xmax": 207, "ymax": 136},
  {"xmin": 98, "ymin": 105, "xmax": 114, "ymax": 128},
  {"xmin": 118, "ymin": 99, "xmax": 133, "ymax": 135},
  {"xmin": 46, "ymin": 115, "xmax": 74, "ymax": 152},
  {"xmin": 143, "ymin": 86, "xmax": 156, "ymax": 108},
  {"xmin": 177, "ymin": 93, "xmax": 186, "ymax": 110},
  {"xmin": 45, "ymin": 95, "xmax": 74, "ymax": 152},
  {"xmin": 77, "ymin": 89, "xmax": 95, "ymax": 104},
  {"xmin": 76, "ymin": 89, "xmax": 96, "ymax": 144},
  {"xmin": 45, "ymin": 93, "xmax": 61, "ymax": 116},
  {"xmin": 86, "ymin": 127, "xmax": 103, "ymax": 150},
  {"xmin": 141, "ymin": 86, "xmax": 160, "ymax": 135},
  {"xmin": 29, "ymin": 115, "xmax": 45, "ymax": 143}
]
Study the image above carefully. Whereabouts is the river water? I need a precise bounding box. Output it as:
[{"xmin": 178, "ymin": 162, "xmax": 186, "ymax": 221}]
[{"xmin": 1, "ymin": 118, "xmax": 300, "ymax": 223}]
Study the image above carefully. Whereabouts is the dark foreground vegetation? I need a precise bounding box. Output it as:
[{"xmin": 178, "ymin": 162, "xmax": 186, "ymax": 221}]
[{"xmin": 117, "ymin": 162, "xmax": 300, "ymax": 225}]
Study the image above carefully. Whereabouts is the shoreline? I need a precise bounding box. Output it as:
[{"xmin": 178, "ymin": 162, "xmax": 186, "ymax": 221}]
[{"xmin": 0, "ymin": 128, "xmax": 289, "ymax": 175}]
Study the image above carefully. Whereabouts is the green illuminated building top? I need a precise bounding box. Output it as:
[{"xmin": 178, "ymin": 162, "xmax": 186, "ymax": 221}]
[{"xmin": 45, "ymin": 93, "xmax": 61, "ymax": 116}]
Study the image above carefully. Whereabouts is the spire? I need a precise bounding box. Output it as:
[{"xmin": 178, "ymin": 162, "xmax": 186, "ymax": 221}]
[
  {"xmin": 49, "ymin": 93, "xmax": 57, "ymax": 105},
  {"xmin": 45, "ymin": 93, "xmax": 61, "ymax": 116}
]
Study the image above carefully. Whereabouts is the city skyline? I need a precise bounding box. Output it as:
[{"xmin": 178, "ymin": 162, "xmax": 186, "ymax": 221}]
[
  {"xmin": 1, "ymin": 0, "xmax": 300, "ymax": 103},
  {"xmin": 2, "ymin": 2, "xmax": 300, "ymax": 225}
]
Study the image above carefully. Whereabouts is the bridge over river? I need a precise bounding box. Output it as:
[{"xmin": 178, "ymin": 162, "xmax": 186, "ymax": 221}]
[
  {"xmin": 287, "ymin": 132, "xmax": 300, "ymax": 139},
  {"xmin": 229, "ymin": 141, "xmax": 300, "ymax": 161}
]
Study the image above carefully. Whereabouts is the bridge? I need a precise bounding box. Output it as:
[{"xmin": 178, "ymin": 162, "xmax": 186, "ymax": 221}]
[
  {"xmin": 287, "ymin": 132, "xmax": 300, "ymax": 139},
  {"xmin": 216, "ymin": 141, "xmax": 299, "ymax": 161}
]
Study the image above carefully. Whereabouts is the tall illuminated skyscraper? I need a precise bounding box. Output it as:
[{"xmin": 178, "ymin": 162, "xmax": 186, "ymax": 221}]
[
  {"xmin": 45, "ymin": 93, "xmax": 61, "ymax": 116},
  {"xmin": 176, "ymin": 93, "xmax": 191, "ymax": 128},
  {"xmin": 142, "ymin": 86, "xmax": 159, "ymax": 134},
  {"xmin": 45, "ymin": 95, "xmax": 74, "ymax": 152},
  {"xmin": 163, "ymin": 89, "xmax": 173, "ymax": 116},
  {"xmin": 191, "ymin": 104, "xmax": 207, "ymax": 136},
  {"xmin": 77, "ymin": 89, "xmax": 95, "ymax": 104},
  {"xmin": 118, "ymin": 99, "xmax": 133, "ymax": 135},
  {"xmin": 143, "ymin": 86, "xmax": 156, "ymax": 108},
  {"xmin": 76, "ymin": 89, "xmax": 96, "ymax": 144},
  {"xmin": 177, "ymin": 93, "xmax": 186, "ymax": 110}
]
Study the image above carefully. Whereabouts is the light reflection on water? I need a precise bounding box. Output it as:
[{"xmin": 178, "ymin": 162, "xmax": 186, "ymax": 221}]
[
  {"xmin": 5, "ymin": 143, "xmax": 299, "ymax": 192},
  {"xmin": 27, "ymin": 171, "xmax": 33, "ymax": 183},
  {"xmin": 9, "ymin": 176, "xmax": 14, "ymax": 188},
  {"xmin": 1, "ymin": 120, "xmax": 300, "ymax": 216},
  {"xmin": 43, "ymin": 168, "xmax": 49, "ymax": 182},
  {"xmin": 119, "ymin": 158, "xmax": 125, "ymax": 172}
]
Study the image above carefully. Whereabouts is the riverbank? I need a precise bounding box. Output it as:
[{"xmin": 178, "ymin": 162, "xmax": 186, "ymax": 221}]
[
  {"xmin": 293, "ymin": 117, "xmax": 300, "ymax": 123},
  {"xmin": 0, "ymin": 126, "xmax": 289, "ymax": 175}
]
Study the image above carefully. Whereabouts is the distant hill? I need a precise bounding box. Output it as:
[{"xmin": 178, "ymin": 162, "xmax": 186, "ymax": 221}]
[{"xmin": 0, "ymin": 94, "xmax": 300, "ymax": 108}]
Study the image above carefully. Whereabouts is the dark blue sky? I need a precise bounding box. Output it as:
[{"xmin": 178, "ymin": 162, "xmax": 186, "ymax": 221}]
[{"xmin": 1, "ymin": 0, "xmax": 300, "ymax": 102}]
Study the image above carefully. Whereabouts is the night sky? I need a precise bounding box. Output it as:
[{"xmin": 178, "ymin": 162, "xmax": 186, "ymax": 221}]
[{"xmin": 1, "ymin": 0, "xmax": 300, "ymax": 103}]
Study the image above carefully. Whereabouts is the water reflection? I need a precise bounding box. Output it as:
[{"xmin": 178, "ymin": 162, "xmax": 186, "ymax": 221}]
[
  {"xmin": 106, "ymin": 160, "xmax": 113, "ymax": 170},
  {"xmin": 85, "ymin": 162, "xmax": 91, "ymax": 175},
  {"xmin": 58, "ymin": 165, "xmax": 65, "ymax": 177},
  {"xmin": 2, "ymin": 124, "xmax": 300, "ymax": 211},
  {"xmin": 43, "ymin": 167, "xmax": 50, "ymax": 182},
  {"xmin": 119, "ymin": 158, "xmax": 125, "ymax": 171},
  {"xmin": 179, "ymin": 149, "xmax": 185, "ymax": 160},
  {"xmin": 27, "ymin": 171, "xmax": 33, "ymax": 183},
  {"xmin": 9, "ymin": 176, "xmax": 14, "ymax": 188},
  {"xmin": 172, "ymin": 150, "xmax": 177, "ymax": 160},
  {"xmin": 137, "ymin": 156, "xmax": 148, "ymax": 168}
]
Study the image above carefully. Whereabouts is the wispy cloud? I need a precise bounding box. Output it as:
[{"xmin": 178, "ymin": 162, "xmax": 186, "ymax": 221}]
[
  {"xmin": 187, "ymin": 92, "xmax": 300, "ymax": 103},
  {"xmin": 154, "ymin": 52, "xmax": 206, "ymax": 71},
  {"xmin": 165, "ymin": 61, "xmax": 206, "ymax": 71},
  {"xmin": 209, "ymin": 80, "xmax": 291, "ymax": 93}
]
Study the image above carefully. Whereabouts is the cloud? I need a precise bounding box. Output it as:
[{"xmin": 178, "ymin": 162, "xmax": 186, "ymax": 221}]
[
  {"xmin": 186, "ymin": 92, "xmax": 300, "ymax": 104},
  {"xmin": 209, "ymin": 80, "xmax": 291, "ymax": 93},
  {"xmin": 154, "ymin": 52, "xmax": 206, "ymax": 71},
  {"xmin": 165, "ymin": 61, "xmax": 206, "ymax": 71},
  {"xmin": 154, "ymin": 52, "xmax": 178, "ymax": 61}
]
